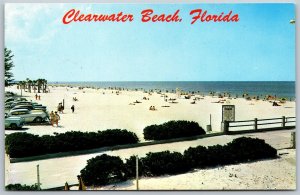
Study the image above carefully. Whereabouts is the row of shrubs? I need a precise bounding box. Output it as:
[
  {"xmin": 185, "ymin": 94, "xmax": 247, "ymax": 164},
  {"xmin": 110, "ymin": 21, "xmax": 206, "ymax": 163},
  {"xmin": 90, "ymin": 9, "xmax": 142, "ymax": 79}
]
[
  {"xmin": 5, "ymin": 120, "xmax": 206, "ymax": 158},
  {"xmin": 5, "ymin": 129, "xmax": 139, "ymax": 158},
  {"xmin": 80, "ymin": 137, "xmax": 277, "ymax": 186},
  {"xmin": 5, "ymin": 184, "xmax": 39, "ymax": 191},
  {"xmin": 143, "ymin": 120, "xmax": 206, "ymax": 140}
]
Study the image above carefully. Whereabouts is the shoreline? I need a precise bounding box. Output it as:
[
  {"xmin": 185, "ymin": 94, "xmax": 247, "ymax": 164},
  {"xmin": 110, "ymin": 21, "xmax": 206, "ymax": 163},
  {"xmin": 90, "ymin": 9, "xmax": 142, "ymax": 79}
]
[{"xmin": 42, "ymin": 81, "xmax": 296, "ymax": 100}]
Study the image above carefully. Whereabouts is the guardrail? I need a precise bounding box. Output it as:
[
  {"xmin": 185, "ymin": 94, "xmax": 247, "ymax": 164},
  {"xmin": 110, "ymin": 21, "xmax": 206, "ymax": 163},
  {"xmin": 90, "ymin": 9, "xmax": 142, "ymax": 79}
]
[{"xmin": 223, "ymin": 116, "xmax": 296, "ymax": 134}]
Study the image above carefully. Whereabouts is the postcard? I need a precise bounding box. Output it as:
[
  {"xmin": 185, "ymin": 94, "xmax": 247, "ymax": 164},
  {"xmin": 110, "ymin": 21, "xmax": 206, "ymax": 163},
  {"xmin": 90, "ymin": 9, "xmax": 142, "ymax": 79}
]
[{"xmin": 4, "ymin": 3, "xmax": 296, "ymax": 191}]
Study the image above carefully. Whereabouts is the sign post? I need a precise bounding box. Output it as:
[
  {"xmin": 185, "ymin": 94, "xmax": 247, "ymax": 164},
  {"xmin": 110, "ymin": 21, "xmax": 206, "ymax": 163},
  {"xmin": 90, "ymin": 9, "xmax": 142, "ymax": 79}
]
[{"xmin": 222, "ymin": 105, "xmax": 235, "ymax": 133}]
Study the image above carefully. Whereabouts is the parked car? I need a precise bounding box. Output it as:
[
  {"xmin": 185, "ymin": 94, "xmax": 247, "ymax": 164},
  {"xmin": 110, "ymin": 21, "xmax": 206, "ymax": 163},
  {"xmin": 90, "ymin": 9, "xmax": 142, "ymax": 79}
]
[
  {"xmin": 5, "ymin": 101, "xmax": 14, "ymax": 106},
  {"xmin": 7, "ymin": 109, "xmax": 48, "ymax": 123},
  {"xmin": 5, "ymin": 92, "xmax": 15, "ymax": 97},
  {"xmin": 10, "ymin": 101, "xmax": 33, "ymax": 108},
  {"xmin": 33, "ymin": 105, "xmax": 47, "ymax": 110},
  {"xmin": 32, "ymin": 103, "xmax": 44, "ymax": 107},
  {"xmin": 5, "ymin": 105, "xmax": 12, "ymax": 114},
  {"xmin": 12, "ymin": 107, "xmax": 49, "ymax": 118},
  {"xmin": 16, "ymin": 97, "xmax": 27, "ymax": 101},
  {"xmin": 11, "ymin": 104, "xmax": 47, "ymax": 111},
  {"xmin": 5, "ymin": 114, "xmax": 25, "ymax": 129},
  {"xmin": 5, "ymin": 97, "xmax": 15, "ymax": 103}
]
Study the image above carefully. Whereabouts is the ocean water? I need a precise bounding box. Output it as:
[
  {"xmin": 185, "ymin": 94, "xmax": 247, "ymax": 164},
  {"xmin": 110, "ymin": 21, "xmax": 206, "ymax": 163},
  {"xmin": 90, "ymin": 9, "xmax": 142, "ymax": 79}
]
[{"xmin": 51, "ymin": 81, "xmax": 296, "ymax": 99}]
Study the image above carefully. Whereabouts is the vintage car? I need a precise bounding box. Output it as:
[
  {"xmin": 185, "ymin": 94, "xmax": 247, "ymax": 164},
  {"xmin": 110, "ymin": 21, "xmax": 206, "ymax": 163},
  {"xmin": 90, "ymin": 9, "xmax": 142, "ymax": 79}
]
[
  {"xmin": 5, "ymin": 115, "xmax": 25, "ymax": 129},
  {"xmin": 11, "ymin": 104, "xmax": 47, "ymax": 111},
  {"xmin": 5, "ymin": 97, "xmax": 15, "ymax": 103},
  {"xmin": 7, "ymin": 109, "xmax": 48, "ymax": 123},
  {"xmin": 10, "ymin": 101, "xmax": 33, "ymax": 108}
]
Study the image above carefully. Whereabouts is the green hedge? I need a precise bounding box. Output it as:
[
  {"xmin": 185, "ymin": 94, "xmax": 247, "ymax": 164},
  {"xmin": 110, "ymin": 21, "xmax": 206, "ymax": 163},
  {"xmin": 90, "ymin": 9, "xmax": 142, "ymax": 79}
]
[
  {"xmin": 141, "ymin": 151, "xmax": 190, "ymax": 176},
  {"xmin": 81, "ymin": 154, "xmax": 127, "ymax": 186},
  {"xmin": 5, "ymin": 184, "xmax": 40, "ymax": 191},
  {"xmin": 5, "ymin": 129, "xmax": 139, "ymax": 158},
  {"xmin": 5, "ymin": 133, "xmax": 44, "ymax": 158},
  {"xmin": 183, "ymin": 137, "xmax": 277, "ymax": 168},
  {"xmin": 143, "ymin": 120, "xmax": 206, "ymax": 140},
  {"xmin": 80, "ymin": 137, "xmax": 277, "ymax": 186}
]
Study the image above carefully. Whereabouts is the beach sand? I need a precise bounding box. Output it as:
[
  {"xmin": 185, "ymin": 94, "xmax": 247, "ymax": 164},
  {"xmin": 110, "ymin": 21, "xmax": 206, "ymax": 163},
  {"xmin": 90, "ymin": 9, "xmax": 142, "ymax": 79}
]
[
  {"xmin": 4, "ymin": 85, "xmax": 296, "ymax": 190},
  {"xmin": 4, "ymin": 85, "xmax": 296, "ymax": 141}
]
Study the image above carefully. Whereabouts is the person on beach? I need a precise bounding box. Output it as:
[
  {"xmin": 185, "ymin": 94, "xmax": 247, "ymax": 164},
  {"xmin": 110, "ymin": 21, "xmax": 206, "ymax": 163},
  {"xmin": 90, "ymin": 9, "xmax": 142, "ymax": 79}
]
[
  {"xmin": 58, "ymin": 103, "xmax": 64, "ymax": 114},
  {"xmin": 50, "ymin": 111, "xmax": 55, "ymax": 126},
  {"xmin": 149, "ymin": 106, "xmax": 156, "ymax": 111},
  {"xmin": 35, "ymin": 94, "xmax": 38, "ymax": 100},
  {"xmin": 38, "ymin": 95, "xmax": 41, "ymax": 100},
  {"xmin": 54, "ymin": 111, "xmax": 60, "ymax": 127},
  {"xmin": 57, "ymin": 103, "xmax": 62, "ymax": 113},
  {"xmin": 71, "ymin": 105, "xmax": 75, "ymax": 113}
]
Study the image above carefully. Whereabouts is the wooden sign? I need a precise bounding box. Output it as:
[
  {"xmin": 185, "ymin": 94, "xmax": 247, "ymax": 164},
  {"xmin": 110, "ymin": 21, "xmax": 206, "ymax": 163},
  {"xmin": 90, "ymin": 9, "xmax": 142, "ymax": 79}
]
[{"xmin": 222, "ymin": 105, "xmax": 235, "ymax": 122}]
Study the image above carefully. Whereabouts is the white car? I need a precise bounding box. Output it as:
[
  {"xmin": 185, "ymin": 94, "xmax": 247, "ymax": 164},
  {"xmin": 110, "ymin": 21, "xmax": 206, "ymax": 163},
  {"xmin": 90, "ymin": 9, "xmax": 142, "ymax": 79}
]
[
  {"xmin": 5, "ymin": 115, "xmax": 26, "ymax": 129},
  {"xmin": 7, "ymin": 109, "xmax": 48, "ymax": 123}
]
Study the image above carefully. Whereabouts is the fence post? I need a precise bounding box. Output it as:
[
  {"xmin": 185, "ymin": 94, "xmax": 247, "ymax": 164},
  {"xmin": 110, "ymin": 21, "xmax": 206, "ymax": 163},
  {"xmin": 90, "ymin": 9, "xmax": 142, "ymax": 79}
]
[
  {"xmin": 37, "ymin": 164, "xmax": 41, "ymax": 190},
  {"xmin": 254, "ymin": 118, "xmax": 258, "ymax": 131},
  {"xmin": 282, "ymin": 116, "xmax": 286, "ymax": 128},
  {"xmin": 136, "ymin": 155, "xmax": 139, "ymax": 190},
  {"xmin": 207, "ymin": 114, "xmax": 212, "ymax": 132},
  {"xmin": 291, "ymin": 132, "xmax": 296, "ymax": 149}
]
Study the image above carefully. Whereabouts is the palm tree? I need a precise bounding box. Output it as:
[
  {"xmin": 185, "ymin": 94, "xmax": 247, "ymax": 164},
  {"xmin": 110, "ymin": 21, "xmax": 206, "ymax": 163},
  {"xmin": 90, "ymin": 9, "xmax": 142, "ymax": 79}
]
[
  {"xmin": 26, "ymin": 78, "xmax": 32, "ymax": 93},
  {"xmin": 18, "ymin": 81, "xmax": 22, "ymax": 96},
  {"xmin": 37, "ymin": 79, "xmax": 43, "ymax": 93},
  {"xmin": 18, "ymin": 81, "xmax": 26, "ymax": 97},
  {"xmin": 42, "ymin": 79, "xmax": 48, "ymax": 93},
  {"xmin": 32, "ymin": 80, "xmax": 37, "ymax": 93}
]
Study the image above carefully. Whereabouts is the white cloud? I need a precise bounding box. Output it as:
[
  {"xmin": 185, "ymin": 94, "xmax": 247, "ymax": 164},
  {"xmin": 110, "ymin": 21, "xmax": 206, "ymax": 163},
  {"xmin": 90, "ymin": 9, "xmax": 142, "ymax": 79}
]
[{"xmin": 5, "ymin": 3, "xmax": 66, "ymax": 44}]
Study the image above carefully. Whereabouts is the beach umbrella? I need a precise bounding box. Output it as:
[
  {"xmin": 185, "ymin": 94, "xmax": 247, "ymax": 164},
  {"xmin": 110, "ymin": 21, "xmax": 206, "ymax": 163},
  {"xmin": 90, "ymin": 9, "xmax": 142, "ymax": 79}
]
[
  {"xmin": 77, "ymin": 175, "xmax": 87, "ymax": 191},
  {"xmin": 64, "ymin": 182, "xmax": 70, "ymax": 191}
]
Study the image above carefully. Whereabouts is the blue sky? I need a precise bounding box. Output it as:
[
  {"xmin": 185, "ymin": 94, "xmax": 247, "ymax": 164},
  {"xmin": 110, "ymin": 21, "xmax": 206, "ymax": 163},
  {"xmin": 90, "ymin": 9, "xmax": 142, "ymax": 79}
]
[{"xmin": 5, "ymin": 3, "xmax": 295, "ymax": 82}]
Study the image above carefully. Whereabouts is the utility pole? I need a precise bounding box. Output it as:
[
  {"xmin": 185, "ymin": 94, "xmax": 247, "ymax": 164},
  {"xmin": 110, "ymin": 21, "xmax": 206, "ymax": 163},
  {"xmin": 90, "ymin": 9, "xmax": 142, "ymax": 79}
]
[
  {"xmin": 37, "ymin": 164, "xmax": 41, "ymax": 190},
  {"xmin": 136, "ymin": 155, "xmax": 139, "ymax": 190}
]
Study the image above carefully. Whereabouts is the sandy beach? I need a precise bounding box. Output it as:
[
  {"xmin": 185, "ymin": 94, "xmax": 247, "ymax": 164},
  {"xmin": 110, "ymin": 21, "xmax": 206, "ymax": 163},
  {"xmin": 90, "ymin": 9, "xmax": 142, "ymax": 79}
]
[
  {"xmin": 4, "ymin": 85, "xmax": 296, "ymax": 140},
  {"xmin": 4, "ymin": 84, "xmax": 296, "ymax": 190}
]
